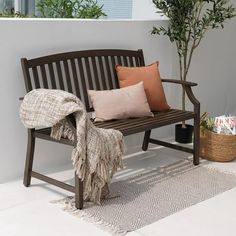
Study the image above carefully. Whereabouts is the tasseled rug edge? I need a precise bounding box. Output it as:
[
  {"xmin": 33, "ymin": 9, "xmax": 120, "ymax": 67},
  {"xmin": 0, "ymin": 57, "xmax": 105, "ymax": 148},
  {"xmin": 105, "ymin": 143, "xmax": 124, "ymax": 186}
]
[{"xmin": 51, "ymin": 196, "xmax": 128, "ymax": 236}]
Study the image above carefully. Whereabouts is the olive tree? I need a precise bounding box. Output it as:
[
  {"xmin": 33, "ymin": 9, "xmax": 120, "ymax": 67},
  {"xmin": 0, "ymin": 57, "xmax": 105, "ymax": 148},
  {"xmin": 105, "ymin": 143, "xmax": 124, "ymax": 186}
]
[{"xmin": 152, "ymin": 0, "xmax": 235, "ymax": 117}]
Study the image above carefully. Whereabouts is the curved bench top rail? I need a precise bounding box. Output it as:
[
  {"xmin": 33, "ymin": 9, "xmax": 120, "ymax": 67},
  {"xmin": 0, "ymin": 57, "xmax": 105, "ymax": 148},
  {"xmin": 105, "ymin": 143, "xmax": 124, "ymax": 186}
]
[
  {"xmin": 25, "ymin": 49, "xmax": 144, "ymax": 68},
  {"xmin": 21, "ymin": 49, "xmax": 145, "ymax": 112}
]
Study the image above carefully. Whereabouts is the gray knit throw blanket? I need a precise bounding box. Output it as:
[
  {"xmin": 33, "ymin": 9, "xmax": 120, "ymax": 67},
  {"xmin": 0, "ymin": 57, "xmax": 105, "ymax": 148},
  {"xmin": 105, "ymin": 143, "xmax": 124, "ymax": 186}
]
[{"xmin": 20, "ymin": 89, "xmax": 124, "ymax": 204}]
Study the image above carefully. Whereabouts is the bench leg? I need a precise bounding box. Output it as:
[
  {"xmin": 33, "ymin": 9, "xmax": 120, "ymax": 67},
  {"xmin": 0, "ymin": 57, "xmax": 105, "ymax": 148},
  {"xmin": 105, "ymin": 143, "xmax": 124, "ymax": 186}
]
[
  {"xmin": 193, "ymin": 114, "xmax": 200, "ymax": 165},
  {"xmin": 75, "ymin": 173, "xmax": 84, "ymax": 209},
  {"xmin": 142, "ymin": 130, "xmax": 151, "ymax": 151},
  {"xmin": 23, "ymin": 129, "xmax": 35, "ymax": 187}
]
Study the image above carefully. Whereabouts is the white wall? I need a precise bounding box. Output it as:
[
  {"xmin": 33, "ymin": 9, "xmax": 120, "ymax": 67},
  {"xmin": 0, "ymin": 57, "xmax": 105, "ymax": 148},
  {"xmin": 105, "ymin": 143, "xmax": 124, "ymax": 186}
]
[
  {"xmin": 132, "ymin": 0, "xmax": 159, "ymax": 19},
  {"xmin": 0, "ymin": 18, "xmax": 172, "ymax": 183},
  {"xmin": 192, "ymin": 16, "xmax": 236, "ymax": 116}
]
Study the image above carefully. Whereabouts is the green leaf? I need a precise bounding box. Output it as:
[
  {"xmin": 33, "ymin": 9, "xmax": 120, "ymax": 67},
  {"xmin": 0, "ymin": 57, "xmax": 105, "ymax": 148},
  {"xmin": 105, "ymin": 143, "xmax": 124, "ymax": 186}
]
[{"xmin": 36, "ymin": 0, "xmax": 106, "ymax": 19}]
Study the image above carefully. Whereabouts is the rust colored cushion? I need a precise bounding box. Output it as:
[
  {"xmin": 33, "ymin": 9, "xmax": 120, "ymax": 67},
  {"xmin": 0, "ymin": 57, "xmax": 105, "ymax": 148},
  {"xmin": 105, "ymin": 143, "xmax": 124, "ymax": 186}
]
[
  {"xmin": 88, "ymin": 82, "xmax": 153, "ymax": 122},
  {"xmin": 116, "ymin": 62, "xmax": 170, "ymax": 111}
]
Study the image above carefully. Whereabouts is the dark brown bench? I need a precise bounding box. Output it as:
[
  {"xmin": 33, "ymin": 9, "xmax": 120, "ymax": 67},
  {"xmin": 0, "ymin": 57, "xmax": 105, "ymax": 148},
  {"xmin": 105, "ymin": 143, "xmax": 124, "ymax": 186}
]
[{"xmin": 21, "ymin": 49, "xmax": 200, "ymax": 209}]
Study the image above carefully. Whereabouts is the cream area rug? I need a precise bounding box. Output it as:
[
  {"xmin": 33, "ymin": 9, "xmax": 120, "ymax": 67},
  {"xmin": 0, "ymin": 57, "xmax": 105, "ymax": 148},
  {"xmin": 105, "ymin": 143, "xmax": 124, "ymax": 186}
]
[{"xmin": 53, "ymin": 159, "xmax": 236, "ymax": 235}]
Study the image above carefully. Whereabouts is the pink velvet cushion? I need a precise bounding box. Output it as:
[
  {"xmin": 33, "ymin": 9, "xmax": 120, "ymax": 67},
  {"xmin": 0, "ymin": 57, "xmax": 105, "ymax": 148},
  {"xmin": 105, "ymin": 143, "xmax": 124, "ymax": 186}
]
[{"xmin": 88, "ymin": 82, "xmax": 153, "ymax": 122}]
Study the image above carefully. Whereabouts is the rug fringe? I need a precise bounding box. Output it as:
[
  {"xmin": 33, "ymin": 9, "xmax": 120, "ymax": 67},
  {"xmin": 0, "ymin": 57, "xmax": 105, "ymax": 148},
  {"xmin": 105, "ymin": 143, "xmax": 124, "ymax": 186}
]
[
  {"xmin": 51, "ymin": 197, "xmax": 128, "ymax": 236},
  {"xmin": 204, "ymin": 164, "xmax": 236, "ymax": 177}
]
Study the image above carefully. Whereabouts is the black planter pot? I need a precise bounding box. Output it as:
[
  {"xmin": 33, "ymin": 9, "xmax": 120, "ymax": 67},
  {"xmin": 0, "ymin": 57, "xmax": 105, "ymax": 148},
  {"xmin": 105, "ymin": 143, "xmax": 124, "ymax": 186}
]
[{"xmin": 175, "ymin": 124, "xmax": 193, "ymax": 144}]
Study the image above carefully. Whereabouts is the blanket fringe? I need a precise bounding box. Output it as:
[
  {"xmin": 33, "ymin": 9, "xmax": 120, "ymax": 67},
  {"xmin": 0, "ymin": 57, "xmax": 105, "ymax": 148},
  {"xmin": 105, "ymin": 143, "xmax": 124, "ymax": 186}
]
[
  {"xmin": 51, "ymin": 122, "xmax": 64, "ymax": 140},
  {"xmin": 51, "ymin": 120, "xmax": 75, "ymax": 141}
]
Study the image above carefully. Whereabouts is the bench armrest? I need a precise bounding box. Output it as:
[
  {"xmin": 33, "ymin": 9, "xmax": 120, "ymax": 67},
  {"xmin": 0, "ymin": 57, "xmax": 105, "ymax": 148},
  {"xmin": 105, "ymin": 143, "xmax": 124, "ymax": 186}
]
[
  {"xmin": 161, "ymin": 79, "xmax": 197, "ymax": 87},
  {"xmin": 161, "ymin": 78, "xmax": 200, "ymax": 108}
]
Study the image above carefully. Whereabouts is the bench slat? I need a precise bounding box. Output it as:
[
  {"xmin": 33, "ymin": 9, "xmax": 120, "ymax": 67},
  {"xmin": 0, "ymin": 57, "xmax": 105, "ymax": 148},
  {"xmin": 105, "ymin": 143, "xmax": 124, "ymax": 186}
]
[
  {"xmin": 70, "ymin": 59, "xmax": 81, "ymax": 98},
  {"xmin": 135, "ymin": 57, "xmax": 140, "ymax": 66},
  {"xmin": 84, "ymin": 57, "xmax": 94, "ymax": 90},
  {"xmin": 56, "ymin": 61, "xmax": 65, "ymax": 90},
  {"xmin": 48, "ymin": 63, "xmax": 57, "ymax": 89},
  {"xmin": 110, "ymin": 56, "xmax": 119, "ymax": 88},
  {"xmin": 63, "ymin": 60, "xmax": 73, "ymax": 93},
  {"xmin": 128, "ymin": 56, "xmax": 134, "ymax": 66},
  {"xmin": 117, "ymin": 56, "xmax": 122, "ymax": 65},
  {"xmin": 32, "ymin": 67, "xmax": 40, "ymax": 88},
  {"xmin": 104, "ymin": 56, "xmax": 114, "ymax": 89},
  {"xmin": 123, "ymin": 56, "xmax": 128, "ymax": 66},
  {"xmin": 77, "ymin": 58, "xmax": 90, "ymax": 111},
  {"xmin": 98, "ymin": 56, "xmax": 107, "ymax": 90},
  {"xmin": 91, "ymin": 57, "xmax": 100, "ymax": 90},
  {"xmin": 40, "ymin": 65, "xmax": 49, "ymax": 88}
]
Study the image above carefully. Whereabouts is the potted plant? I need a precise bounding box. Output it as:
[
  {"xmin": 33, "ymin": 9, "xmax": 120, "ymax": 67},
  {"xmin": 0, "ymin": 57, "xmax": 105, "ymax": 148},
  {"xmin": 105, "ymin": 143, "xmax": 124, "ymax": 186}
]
[
  {"xmin": 36, "ymin": 0, "xmax": 106, "ymax": 19},
  {"xmin": 152, "ymin": 0, "xmax": 235, "ymax": 143}
]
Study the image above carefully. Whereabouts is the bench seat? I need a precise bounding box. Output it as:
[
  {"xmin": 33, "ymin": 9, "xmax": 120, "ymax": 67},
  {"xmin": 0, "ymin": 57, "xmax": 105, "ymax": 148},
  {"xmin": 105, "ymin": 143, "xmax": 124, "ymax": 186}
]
[{"xmin": 34, "ymin": 109, "xmax": 195, "ymax": 143}]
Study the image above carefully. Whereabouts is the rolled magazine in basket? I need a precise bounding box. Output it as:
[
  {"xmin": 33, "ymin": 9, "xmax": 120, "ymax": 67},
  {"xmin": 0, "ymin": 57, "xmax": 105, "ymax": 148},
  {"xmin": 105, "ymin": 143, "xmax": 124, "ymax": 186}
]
[
  {"xmin": 214, "ymin": 115, "xmax": 236, "ymax": 135},
  {"xmin": 200, "ymin": 114, "xmax": 236, "ymax": 162}
]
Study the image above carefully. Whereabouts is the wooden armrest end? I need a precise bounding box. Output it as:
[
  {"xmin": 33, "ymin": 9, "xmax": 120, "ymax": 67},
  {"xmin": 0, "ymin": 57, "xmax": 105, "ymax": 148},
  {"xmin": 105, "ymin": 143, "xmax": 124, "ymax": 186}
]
[{"xmin": 161, "ymin": 79, "xmax": 197, "ymax": 87}]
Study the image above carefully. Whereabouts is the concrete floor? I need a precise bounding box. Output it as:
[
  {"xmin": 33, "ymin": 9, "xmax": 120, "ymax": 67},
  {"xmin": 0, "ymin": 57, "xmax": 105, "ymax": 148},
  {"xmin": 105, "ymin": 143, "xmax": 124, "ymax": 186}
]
[{"xmin": 1, "ymin": 146, "xmax": 236, "ymax": 236}]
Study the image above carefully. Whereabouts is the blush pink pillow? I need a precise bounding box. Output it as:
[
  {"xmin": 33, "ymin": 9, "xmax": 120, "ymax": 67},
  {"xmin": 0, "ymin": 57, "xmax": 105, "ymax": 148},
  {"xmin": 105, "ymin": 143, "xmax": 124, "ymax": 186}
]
[{"xmin": 88, "ymin": 82, "xmax": 153, "ymax": 122}]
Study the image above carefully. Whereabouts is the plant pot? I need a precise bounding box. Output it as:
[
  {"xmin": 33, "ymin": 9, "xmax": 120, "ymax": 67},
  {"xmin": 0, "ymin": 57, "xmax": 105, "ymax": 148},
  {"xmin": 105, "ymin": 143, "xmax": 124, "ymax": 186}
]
[{"xmin": 175, "ymin": 124, "xmax": 193, "ymax": 143}]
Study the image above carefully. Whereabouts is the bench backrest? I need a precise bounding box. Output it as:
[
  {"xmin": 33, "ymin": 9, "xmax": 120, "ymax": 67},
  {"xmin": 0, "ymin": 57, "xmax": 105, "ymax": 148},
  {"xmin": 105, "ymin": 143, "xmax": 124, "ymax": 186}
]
[{"xmin": 21, "ymin": 49, "xmax": 145, "ymax": 112}]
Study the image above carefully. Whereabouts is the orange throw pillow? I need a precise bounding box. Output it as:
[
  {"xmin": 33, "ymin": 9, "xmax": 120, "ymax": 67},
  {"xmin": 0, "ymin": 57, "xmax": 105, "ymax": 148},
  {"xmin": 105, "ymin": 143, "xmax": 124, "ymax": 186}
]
[{"xmin": 116, "ymin": 62, "xmax": 170, "ymax": 111}]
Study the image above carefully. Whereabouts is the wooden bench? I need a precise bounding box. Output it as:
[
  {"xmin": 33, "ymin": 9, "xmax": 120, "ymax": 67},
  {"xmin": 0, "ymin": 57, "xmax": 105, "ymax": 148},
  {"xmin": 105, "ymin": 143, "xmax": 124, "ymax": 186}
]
[{"xmin": 21, "ymin": 49, "xmax": 200, "ymax": 209}]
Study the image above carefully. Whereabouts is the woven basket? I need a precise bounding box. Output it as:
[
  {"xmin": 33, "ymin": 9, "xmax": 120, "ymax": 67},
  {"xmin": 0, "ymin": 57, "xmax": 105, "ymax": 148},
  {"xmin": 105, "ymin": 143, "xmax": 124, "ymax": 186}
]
[{"xmin": 200, "ymin": 128, "xmax": 236, "ymax": 162}]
